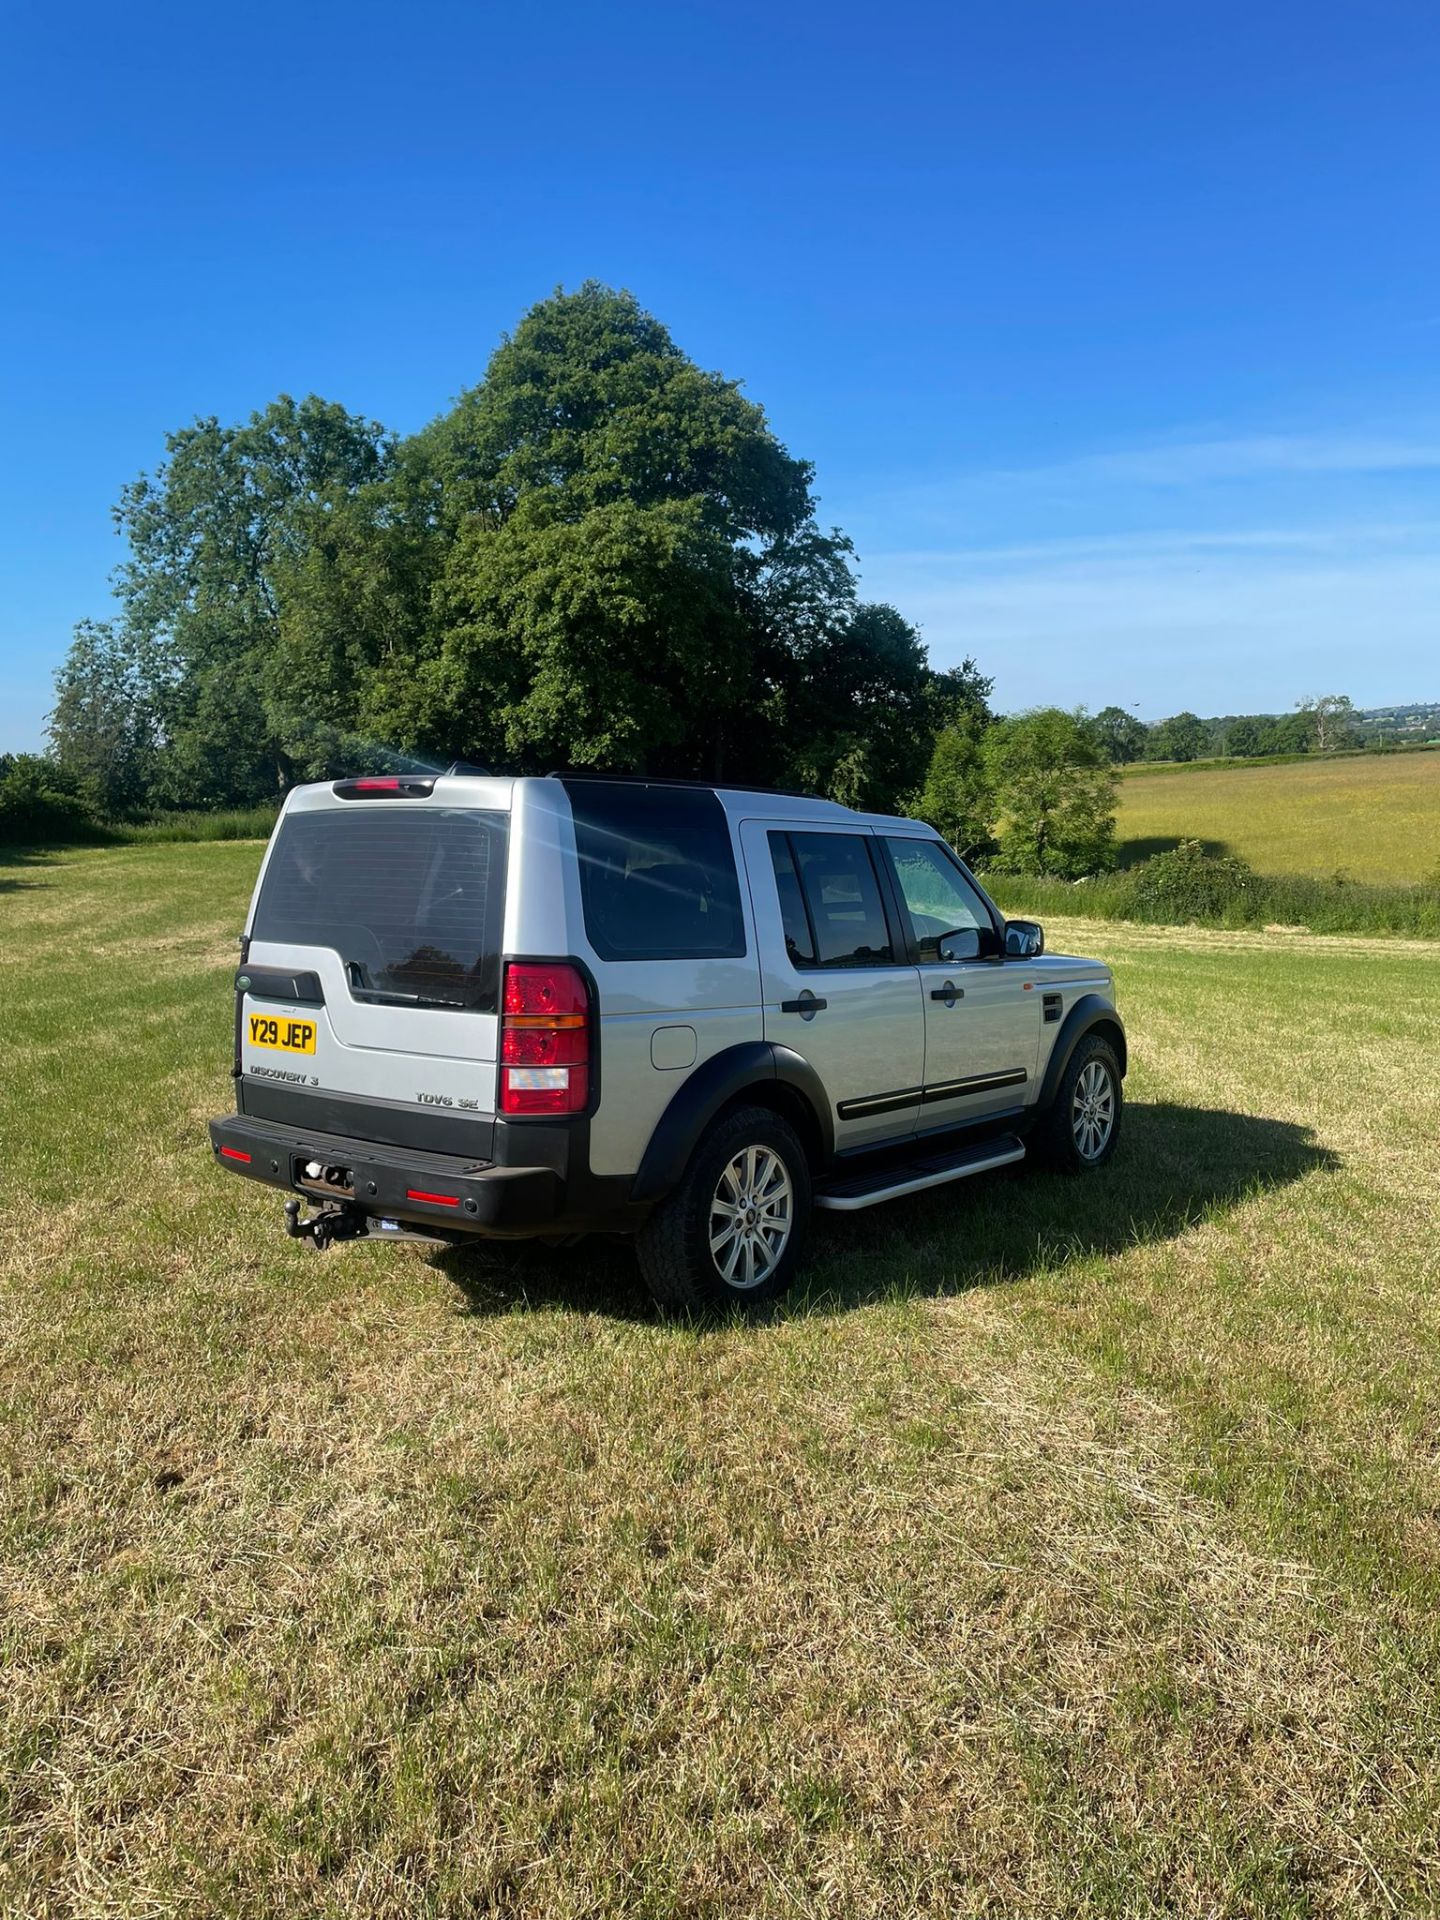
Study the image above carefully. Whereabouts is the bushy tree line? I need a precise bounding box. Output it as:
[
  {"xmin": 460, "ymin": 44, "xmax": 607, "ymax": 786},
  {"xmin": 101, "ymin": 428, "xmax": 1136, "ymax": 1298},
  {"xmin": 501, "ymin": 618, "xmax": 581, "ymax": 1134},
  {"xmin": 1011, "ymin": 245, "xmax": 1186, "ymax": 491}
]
[
  {"xmin": 1092, "ymin": 695, "xmax": 1363, "ymax": 764},
  {"xmin": 0, "ymin": 754, "xmax": 105, "ymax": 845}
]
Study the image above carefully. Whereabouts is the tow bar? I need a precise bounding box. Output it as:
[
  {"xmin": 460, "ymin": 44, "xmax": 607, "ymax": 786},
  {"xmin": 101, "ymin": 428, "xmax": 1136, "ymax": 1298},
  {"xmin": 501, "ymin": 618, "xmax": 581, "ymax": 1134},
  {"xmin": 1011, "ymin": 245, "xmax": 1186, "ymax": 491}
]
[
  {"xmin": 282, "ymin": 1198, "xmax": 458, "ymax": 1251},
  {"xmin": 283, "ymin": 1198, "xmax": 368, "ymax": 1250}
]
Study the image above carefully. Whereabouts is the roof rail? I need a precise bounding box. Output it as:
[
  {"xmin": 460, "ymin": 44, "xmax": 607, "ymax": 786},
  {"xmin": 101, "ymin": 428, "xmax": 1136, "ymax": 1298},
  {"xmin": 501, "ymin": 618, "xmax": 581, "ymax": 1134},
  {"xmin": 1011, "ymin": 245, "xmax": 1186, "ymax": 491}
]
[
  {"xmin": 547, "ymin": 771, "xmax": 823, "ymax": 801},
  {"xmin": 446, "ymin": 760, "xmax": 491, "ymax": 776}
]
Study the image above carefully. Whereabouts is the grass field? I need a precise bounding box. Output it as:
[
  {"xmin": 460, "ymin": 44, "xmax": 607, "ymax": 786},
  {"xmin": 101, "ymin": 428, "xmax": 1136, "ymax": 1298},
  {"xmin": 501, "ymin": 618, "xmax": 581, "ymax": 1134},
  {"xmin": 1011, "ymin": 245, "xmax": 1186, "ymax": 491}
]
[
  {"xmin": 1117, "ymin": 751, "xmax": 1440, "ymax": 883},
  {"xmin": 5, "ymin": 842, "xmax": 1440, "ymax": 1916}
]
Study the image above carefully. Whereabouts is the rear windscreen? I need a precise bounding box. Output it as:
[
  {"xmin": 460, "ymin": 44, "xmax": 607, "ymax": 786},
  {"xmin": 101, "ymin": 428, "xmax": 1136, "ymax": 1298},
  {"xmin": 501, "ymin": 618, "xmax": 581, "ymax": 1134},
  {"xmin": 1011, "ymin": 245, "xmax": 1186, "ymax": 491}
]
[{"xmin": 251, "ymin": 808, "xmax": 508, "ymax": 1012}]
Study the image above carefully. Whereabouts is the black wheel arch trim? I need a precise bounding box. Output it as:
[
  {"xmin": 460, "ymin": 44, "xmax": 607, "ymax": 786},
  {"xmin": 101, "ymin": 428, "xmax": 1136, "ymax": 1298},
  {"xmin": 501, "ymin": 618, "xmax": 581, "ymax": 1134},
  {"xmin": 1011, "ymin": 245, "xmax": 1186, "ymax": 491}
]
[
  {"xmin": 630, "ymin": 1041, "xmax": 835, "ymax": 1203},
  {"xmin": 1037, "ymin": 994, "xmax": 1128, "ymax": 1110}
]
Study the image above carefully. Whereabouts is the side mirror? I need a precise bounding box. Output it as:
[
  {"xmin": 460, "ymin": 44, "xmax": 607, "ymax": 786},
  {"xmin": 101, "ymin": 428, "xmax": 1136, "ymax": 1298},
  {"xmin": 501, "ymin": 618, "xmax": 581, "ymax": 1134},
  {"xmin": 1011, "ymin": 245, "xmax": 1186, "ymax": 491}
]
[{"xmin": 1005, "ymin": 918, "xmax": 1045, "ymax": 958}]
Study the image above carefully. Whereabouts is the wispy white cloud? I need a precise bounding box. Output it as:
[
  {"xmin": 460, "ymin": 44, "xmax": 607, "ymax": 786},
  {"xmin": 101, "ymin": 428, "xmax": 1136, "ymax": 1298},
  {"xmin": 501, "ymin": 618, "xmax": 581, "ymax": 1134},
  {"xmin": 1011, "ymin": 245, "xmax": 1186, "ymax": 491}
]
[
  {"xmin": 836, "ymin": 422, "xmax": 1440, "ymax": 712},
  {"xmin": 983, "ymin": 434, "xmax": 1440, "ymax": 490},
  {"xmin": 878, "ymin": 520, "xmax": 1440, "ymax": 569},
  {"xmin": 848, "ymin": 432, "xmax": 1440, "ymax": 540},
  {"xmin": 855, "ymin": 520, "xmax": 1440, "ymax": 715}
]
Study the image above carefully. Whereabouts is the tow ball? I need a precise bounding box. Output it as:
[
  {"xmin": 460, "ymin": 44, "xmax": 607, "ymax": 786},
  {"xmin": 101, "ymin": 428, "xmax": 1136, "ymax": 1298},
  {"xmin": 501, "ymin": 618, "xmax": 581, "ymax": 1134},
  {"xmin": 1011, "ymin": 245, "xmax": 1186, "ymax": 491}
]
[
  {"xmin": 283, "ymin": 1198, "xmax": 367, "ymax": 1251},
  {"xmin": 282, "ymin": 1198, "xmax": 458, "ymax": 1251}
]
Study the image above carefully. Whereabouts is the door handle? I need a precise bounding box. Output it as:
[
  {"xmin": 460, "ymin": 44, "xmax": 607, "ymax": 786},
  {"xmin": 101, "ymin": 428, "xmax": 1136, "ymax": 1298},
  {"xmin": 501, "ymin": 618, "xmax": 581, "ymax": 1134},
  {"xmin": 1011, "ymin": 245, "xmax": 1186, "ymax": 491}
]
[
  {"xmin": 780, "ymin": 993, "xmax": 828, "ymax": 1017},
  {"xmin": 930, "ymin": 982, "xmax": 964, "ymax": 1005}
]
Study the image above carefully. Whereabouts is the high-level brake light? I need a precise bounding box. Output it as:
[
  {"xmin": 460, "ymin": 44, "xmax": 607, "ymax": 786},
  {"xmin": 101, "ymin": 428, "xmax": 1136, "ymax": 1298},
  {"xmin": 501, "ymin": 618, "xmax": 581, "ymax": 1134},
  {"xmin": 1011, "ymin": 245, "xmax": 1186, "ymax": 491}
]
[
  {"xmin": 331, "ymin": 775, "xmax": 436, "ymax": 799},
  {"xmin": 500, "ymin": 962, "xmax": 591, "ymax": 1116}
]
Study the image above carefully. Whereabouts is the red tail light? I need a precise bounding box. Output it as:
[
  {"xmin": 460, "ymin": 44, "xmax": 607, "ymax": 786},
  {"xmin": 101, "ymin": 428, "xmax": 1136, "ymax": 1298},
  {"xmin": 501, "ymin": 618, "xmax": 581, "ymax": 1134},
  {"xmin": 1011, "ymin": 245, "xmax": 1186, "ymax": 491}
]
[{"xmin": 500, "ymin": 962, "xmax": 591, "ymax": 1115}]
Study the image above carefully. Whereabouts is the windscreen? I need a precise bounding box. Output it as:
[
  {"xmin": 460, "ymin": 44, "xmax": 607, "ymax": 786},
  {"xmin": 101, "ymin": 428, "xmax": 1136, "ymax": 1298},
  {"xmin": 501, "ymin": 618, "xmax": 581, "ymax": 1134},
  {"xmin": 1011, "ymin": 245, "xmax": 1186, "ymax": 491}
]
[{"xmin": 251, "ymin": 808, "xmax": 508, "ymax": 1012}]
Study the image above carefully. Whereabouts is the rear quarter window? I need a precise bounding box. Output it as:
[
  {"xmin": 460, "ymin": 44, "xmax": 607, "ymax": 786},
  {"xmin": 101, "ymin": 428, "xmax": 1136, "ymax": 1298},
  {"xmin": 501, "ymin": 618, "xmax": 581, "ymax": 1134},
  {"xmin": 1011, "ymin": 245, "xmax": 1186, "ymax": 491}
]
[
  {"xmin": 251, "ymin": 807, "xmax": 508, "ymax": 1012},
  {"xmin": 565, "ymin": 783, "xmax": 746, "ymax": 962}
]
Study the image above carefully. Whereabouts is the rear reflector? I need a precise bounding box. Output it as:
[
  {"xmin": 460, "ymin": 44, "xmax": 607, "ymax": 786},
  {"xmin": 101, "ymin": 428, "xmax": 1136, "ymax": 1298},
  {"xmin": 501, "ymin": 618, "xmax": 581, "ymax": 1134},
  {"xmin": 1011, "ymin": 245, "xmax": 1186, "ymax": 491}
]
[
  {"xmin": 500, "ymin": 961, "xmax": 592, "ymax": 1115},
  {"xmin": 332, "ymin": 775, "xmax": 436, "ymax": 799},
  {"xmin": 406, "ymin": 1188, "xmax": 460, "ymax": 1207},
  {"xmin": 220, "ymin": 1145, "xmax": 252, "ymax": 1163}
]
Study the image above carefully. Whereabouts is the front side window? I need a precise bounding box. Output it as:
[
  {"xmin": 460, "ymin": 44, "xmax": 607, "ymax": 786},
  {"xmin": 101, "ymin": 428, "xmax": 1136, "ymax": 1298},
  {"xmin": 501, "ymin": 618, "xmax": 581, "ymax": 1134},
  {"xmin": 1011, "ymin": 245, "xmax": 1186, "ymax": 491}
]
[
  {"xmin": 567, "ymin": 783, "xmax": 746, "ymax": 962},
  {"xmin": 786, "ymin": 832, "xmax": 895, "ymax": 969},
  {"xmin": 252, "ymin": 808, "xmax": 509, "ymax": 1011},
  {"xmin": 884, "ymin": 837, "xmax": 997, "ymax": 962}
]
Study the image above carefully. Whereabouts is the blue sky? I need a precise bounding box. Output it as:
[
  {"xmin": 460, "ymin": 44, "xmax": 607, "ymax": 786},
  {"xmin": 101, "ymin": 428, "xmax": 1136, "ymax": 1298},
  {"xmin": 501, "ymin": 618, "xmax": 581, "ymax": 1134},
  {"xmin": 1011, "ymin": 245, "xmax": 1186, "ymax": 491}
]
[{"xmin": 4, "ymin": 0, "xmax": 1438, "ymax": 750}]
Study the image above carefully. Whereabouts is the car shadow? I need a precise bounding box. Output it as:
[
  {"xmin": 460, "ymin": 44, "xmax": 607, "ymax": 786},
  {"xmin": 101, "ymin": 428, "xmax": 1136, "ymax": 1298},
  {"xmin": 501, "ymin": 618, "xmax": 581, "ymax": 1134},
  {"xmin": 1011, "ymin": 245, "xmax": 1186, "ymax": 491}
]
[
  {"xmin": 790, "ymin": 1102, "xmax": 1335, "ymax": 1317},
  {"xmin": 436, "ymin": 1103, "xmax": 1336, "ymax": 1323},
  {"xmin": 436, "ymin": 1235, "xmax": 655, "ymax": 1323}
]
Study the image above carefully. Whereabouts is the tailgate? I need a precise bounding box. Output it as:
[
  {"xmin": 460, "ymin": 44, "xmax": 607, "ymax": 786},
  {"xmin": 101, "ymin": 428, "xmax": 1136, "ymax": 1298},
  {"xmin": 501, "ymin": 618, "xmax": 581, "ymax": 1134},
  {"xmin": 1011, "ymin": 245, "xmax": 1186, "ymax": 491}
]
[{"xmin": 239, "ymin": 797, "xmax": 509, "ymax": 1132}]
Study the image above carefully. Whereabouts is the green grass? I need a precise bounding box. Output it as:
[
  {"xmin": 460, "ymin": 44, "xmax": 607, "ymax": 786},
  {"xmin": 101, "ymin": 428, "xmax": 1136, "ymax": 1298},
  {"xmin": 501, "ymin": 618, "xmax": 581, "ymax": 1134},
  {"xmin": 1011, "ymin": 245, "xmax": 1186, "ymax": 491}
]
[
  {"xmin": 5, "ymin": 843, "xmax": 1440, "ymax": 1914},
  {"xmin": 118, "ymin": 805, "xmax": 281, "ymax": 843},
  {"xmin": 1125, "ymin": 740, "xmax": 1440, "ymax": 779},
  {"xmin": 1116, "ymin": 751, "xmax": 1440, "ymax": 883},
  {"xmin": 991, "ymin": 869, "xmax": 1440, "ymax": 938}
]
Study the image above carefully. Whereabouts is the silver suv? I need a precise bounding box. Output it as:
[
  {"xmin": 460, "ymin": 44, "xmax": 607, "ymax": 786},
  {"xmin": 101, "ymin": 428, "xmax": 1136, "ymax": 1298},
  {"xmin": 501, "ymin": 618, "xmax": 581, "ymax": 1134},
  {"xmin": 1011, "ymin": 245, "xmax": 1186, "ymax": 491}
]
[{"xmin": 209, "ymin": 773, "xmax": 1126, "ymax": 1310}]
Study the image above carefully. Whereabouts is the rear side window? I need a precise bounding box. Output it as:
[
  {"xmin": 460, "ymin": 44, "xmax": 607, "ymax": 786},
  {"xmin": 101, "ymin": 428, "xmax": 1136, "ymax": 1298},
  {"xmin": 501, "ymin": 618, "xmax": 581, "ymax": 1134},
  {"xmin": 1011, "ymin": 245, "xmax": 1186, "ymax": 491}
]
[
  {"xmin": 251, "ymin": 808, "xmax": 508, "ymax": 1012},
  {"xmin": 767, "ymin": 833, "xmax": 816, "ymax": 966},
  {"xmin": 566, "ymin": 783, "xmax": 746, "ymax": 961},
  {"xmin": 786, "ymin": 832, "xmax": 895, "ymax": 969}
]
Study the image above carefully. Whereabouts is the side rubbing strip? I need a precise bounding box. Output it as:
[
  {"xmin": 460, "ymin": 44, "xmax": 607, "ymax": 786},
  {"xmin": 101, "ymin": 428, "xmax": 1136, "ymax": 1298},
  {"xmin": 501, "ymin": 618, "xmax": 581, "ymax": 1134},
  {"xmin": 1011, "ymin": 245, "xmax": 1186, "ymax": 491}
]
[
  {"xmin": 837, "ymin": 1068, "xmax": 1028, "ymax": 1121},
  {"xmin": 835, "ymin": 1086, "xmax": 924, "ymax": 1120},
  {"xmin": 920, "ymin": 1068, "xmax": 1028, "ymax": 1104}
]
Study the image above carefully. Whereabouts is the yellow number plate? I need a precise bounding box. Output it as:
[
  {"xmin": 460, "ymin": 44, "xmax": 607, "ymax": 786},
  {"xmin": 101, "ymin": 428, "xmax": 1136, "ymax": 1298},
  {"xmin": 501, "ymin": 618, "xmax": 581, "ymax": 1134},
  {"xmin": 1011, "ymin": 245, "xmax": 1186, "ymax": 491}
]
[{"xmin": 247, "ymin": 1013, "xmax": 317, "ymax": 1055}]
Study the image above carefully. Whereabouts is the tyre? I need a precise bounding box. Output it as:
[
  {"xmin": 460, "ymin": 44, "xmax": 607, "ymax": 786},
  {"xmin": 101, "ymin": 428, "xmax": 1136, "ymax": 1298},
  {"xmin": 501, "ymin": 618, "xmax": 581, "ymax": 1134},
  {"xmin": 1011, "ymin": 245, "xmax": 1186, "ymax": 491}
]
[
  {"xmin": 1036, "ymin": 1033, "xmax": 1123, "ymax": 1174},
  {"xmin": 636, "ymin": 1104, "xmax": 812, "ymax": 1313}
]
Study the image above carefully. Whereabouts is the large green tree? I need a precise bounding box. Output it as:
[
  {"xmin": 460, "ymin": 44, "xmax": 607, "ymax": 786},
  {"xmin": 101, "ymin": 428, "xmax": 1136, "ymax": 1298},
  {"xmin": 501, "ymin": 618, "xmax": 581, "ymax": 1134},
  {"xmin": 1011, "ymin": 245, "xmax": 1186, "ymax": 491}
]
[
  {"xmin": 910, "ymin": 710, "xmax": 994, "ymax": 858},
  {"xmin": 51, "ymin": 396, "xmax": 393, "ymax": 808},
  {"xmin": 926, "ymin": 657, "xmax": 995, "ymax": 732},
  {"xmin": 1222, "ymin": 716, "xmax": 1265, "ymax": 757},
  {"xmin": 365, "ymin": 283, "xmax": 871, "ymax": 782},
  {"xmin": 1149, "ymin": 710, "xmax": 1210, "ymax": 762},
  {"xmin": 1297, "ymin": 693, "xmax": 1357, "ymax": 753},
  {"xmin": 779, "ymin": 602, "xmax": 935, "ymax": 810},
  {"xmin": 47, "ymin": 620, "xmax": 157, "ymax": 816},
  {"xmin": 984, "ymin": 708, "xmax": 1118, "ymax": 877},
  {"xmin": 1093, "ymin": 703, "xmax": 1148, "ymax": 764},
  {"xmin": 54, "ymin": 283, "xmax": 972, "ymax": 814}
]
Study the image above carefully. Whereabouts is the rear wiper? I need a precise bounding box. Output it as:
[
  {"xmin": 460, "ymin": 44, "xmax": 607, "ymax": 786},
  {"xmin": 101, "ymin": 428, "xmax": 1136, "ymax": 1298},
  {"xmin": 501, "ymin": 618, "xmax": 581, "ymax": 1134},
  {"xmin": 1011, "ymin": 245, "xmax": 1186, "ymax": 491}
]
[{"xmin": 346, "ymin": 961, "xmax": 467, "ymax": 1011}]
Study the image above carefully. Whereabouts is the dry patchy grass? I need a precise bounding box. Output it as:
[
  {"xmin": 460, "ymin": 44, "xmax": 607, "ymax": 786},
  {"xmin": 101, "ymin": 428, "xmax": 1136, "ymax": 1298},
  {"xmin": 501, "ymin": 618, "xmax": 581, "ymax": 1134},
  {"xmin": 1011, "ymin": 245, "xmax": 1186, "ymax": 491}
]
[
  {"xmin": 1117, "ymin": 752, "xmax": 1440, "ymax": 883},
  {"xmin": 3, "ymin": 843, "xmax": 1440, "ymax": 1916}
]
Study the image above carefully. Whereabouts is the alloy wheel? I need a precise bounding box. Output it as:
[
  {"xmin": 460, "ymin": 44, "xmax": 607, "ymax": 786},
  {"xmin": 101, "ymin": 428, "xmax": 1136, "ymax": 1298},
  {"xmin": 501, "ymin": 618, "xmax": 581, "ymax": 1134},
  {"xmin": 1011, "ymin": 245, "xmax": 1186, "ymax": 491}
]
[
  {"xmin": 709, "ymin": 1145, "xmax": 794, "ymax": 1289},
  {"xmin": 1071, "ymin": 1059, "xmax": 1116, "ymax": 1162}
]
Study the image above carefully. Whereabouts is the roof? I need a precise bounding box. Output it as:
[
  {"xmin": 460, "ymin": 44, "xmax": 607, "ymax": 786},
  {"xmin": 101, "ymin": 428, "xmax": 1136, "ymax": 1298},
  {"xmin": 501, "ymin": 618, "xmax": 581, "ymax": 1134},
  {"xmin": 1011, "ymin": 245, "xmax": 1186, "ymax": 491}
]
[
  {"xmin": 290, "ymin": 768, "xmax": 930, "ymax": 835},
  {"xmin": 549, "ymin": 771, "xmax": 927, "ymax": 833}
]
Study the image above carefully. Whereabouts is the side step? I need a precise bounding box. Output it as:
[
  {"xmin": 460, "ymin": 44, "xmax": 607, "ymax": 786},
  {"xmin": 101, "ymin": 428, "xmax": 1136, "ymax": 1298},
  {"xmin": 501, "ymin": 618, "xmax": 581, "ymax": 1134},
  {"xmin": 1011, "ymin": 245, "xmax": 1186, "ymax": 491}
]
[{"xmin": 814, "ymin": 1135, "xmax": 1025, "ymax": 1213}]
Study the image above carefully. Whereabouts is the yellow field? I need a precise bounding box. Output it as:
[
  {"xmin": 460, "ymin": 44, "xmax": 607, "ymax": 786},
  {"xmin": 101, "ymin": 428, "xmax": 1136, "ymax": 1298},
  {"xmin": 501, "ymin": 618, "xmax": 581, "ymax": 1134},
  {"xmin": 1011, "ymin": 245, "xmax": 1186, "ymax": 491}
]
[{"xmin": 1117, "ymin": 750, "xmax": 1440, "ymax": 883}]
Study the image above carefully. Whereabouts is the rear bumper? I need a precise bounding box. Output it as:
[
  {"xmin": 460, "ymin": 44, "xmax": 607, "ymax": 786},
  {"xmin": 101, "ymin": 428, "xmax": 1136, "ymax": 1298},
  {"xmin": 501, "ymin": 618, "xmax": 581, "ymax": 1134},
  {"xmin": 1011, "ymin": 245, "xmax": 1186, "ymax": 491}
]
[{"xmin": 208, "ymin": 1114, "xmax": 639, "ymax": 1238}]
